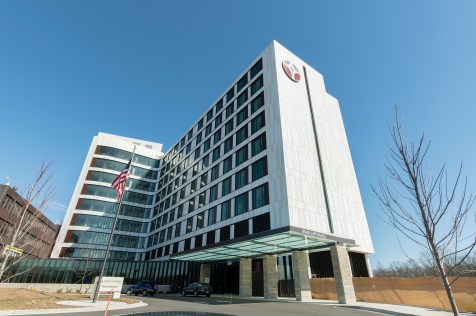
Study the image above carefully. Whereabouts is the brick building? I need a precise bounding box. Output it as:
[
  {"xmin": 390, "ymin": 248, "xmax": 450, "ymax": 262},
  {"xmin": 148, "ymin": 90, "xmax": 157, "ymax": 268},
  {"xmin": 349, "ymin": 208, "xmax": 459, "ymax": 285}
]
[{"xmin": 0, "ymin": 184, "xmax": 59, "ymax": 259}]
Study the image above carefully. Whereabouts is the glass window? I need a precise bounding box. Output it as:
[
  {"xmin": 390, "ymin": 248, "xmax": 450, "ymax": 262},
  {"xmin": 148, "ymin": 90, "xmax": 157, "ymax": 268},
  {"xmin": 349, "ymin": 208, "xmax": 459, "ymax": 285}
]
[
  {"xmin": 222, "ymin": 177, "xmax": 231, "ymax": 196},
  {"xmin": 93, "ymin": 158, "xmax": 157, "ymax": 180},
  {"xmin": 194, "ymin": 148, "xmax": 201, "ymax": 160},
  {"xmin": 77, "ymin": 199, "xmax": 151, "ymax": 218},
  {"xmin": 252, "ymin": 183, "xmax": 269, "ymax": 209},
  {"xmin": 252, "ymin": 157, "xmax": 268, "ymax": 181},
  {"xmin": 224, "ymin": 119, "xmax": 234, "ymax": 135},
  {"xmin": 235, "ymin": 146, "xmax": 248, "ymax": 166},
  {"xmin": 237, "ymin": 73, "xmax": 248, "ymax": 92},
  {"xmin": 200, "ymin": 172, "xmax": 208, "ymax": 187},
  {"xmin": 192, "ymin": 163, "xmax": 199, "ymax": 176},
  {"xmin": 190, "ymin": 180, "xmax": 197, "ymax": 193},
  {"xmin": 85, "ymin": 184, "xmax": 154, "ymax": 205},
  {"xmin": 221, "ymin": 200, "xmax": 231, "ymax": 221},
  {"xmin": 250, "ymin": 75, "xmax": 263, "ymax": 95},
  {"xmin": 214, "ymin": 113, "xmax": 222, "ymax": 128},
  {"xmin": 215, "ymin": 99, "xmax": 223, "ymax": 113},
  {"xmin": 180, "ymin": 137, "xmax": 186, "ymax": 148},
  {"xmin": 205, "ymin": 124, "xmax": 212, "ymax": 137},
  {"xmin": 199, "ymin": 192, "xmax": 205, "ymax": 208},
  {"xmin": 235, "ymin": 168, "xmax": 248, "ymax": 190},
  {"xmin": 203, "ymin": 138, "xmax": 211, "ymax": 152},
  {"xmin": 236, "ymin": 106, "xmax": 248, "ymax": 126},
  {"xmin": 222, "ymin": 156, "xmax": 232, "ymax": 174},
  {"xmin": 166, "ymin": 226, "xmax": 173, "ymax": 241},
  {"xmin": 250, "ymin": 92, "xmax": 264, "ymax": 114},
  {"xmin": 235, "ymin": 125, "xmax": 248, "ymax": 145},
  {"xmin": 88, "ymin": 171, "xmax": 156, "ymax": 192},
  {"xmin": 195, "ymin": 132, "xmax": 202, "ymax": 144},
  {"xmin": 196, "ymin": 212, "xmax": 204, "ymax": 230},
  {"xmin": 213, "ymin": 130, "xmax": 222, "ymax": 144},
  {"xmin": 234, "ymin": 219, "xmax": 249, "ymax": 238},
  {"xmin": 220, "ymin": 225, "xmax": 230, "ymax": 242},
  {"xmin": 208, "ymin": 207, "xmax": 217, "ymax": 226},
  {"xmin": 197, "ymin": 118, "xmax": 204, "ymax": 130},
  {"xmin": 206, "ymin": 109, "xmax": 214, "ymax": 122},
  {"xmin": 250, "ymin": 59, "xmax": 263, "ymax": 79},
  {"xmin": 212, "ymin": 147, "xmax": 220, "ymax": 162},
  {"xmin": 251, "ymin": 133, "xmax": 266, "ymax": 156},
  {"xmin": 202, "ymin": 154, "xmax": 210, "ymax": 169},
  {"xmin": 186, "ymin": 143, "xmax": 192, "ymax": 154},
  {"xmin": 98, "ymin": 146, "xmax": 160, "ymax": 168},
  {"xmin": 237, "ymin": 91, "xmax": 248, "ymax": 108},
  {"xmin": 175, "ymin": 222, "xmax": 182, "ymax": 238},
  {"xmin": 209, "ymin": 184, "xmax": 218, "ymax": 202},
  {"xmin": 210, "ymin": 165, "xmax": 219, "ymax": 181},
  {"xmin": 186, "ymin": 217, "xmax": 193, "ymax": 233},
  {"xmin": 177, "ymin": 204, "xmax": 184, "ymax": 218},
  {"xmin": 235, "ymin": 192, "xmax": 248, "ymax": 216},
  {"xmin": 226, "ymin": 87, "xmax": 235, "ymax": 103},
  {"xmin": 226, "ymin": 103, "xmax": 234, "ymax": 118},
  {"xmin": 188, "ymin": 198, "xmax": 195, "ymax": 213},
  {"xmin": 184, "ymin": 156, "xmax": 190, "ymax": 169},
  {"xmin": 251, "ymin": 112, "xmax": 265, "ymax": 134},
  {"xmin": 223, "ymin": 136, "xmax": 233, "ymax": 154}
]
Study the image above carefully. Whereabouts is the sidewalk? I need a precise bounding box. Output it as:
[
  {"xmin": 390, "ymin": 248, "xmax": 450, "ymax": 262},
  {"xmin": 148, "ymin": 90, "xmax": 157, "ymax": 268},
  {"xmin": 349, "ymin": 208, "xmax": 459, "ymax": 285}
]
[
  {"xmin": 334, "ymin": 301, "xmax": 472, "ymax": 316},
  {"xmin": 0, "ymin": 299, "xmax": 148, "ymax": 315},
  {"xmin": 242, "ymin": 296, "xmax": 474, "ymax": 316}
]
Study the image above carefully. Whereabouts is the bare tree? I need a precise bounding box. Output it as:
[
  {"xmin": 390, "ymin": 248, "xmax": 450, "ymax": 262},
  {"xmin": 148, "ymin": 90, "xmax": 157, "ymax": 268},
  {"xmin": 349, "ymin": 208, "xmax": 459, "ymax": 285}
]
[
  {"xmin": 373, "ymin": 110, "xmax": 475, "ymax": 316},
  {"xmin": 373, "ymin": 252, "xmax": 476, "ymax": 278},
  {"xmin": 73, "ymin": 257, "xmax": 95, "ymax": 293},
  {"xmin": 0, "ymin": 161, "xmax": 55, "ymax": 282}
]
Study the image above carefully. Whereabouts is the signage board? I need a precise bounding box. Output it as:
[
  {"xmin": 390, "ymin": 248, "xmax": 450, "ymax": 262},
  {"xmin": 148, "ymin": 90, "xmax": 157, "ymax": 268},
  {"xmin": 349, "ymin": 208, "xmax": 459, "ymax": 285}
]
[{"xmin": 90, "ymin": 276, "xmax": 124, "ymax": 299}]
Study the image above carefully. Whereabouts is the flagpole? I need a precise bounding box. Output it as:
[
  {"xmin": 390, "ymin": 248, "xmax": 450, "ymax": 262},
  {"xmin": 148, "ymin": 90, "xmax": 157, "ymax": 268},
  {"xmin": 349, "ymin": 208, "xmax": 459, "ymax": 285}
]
[{"xmin": 93, "ymin": 147, "xmax": 136, "ymax": 303}]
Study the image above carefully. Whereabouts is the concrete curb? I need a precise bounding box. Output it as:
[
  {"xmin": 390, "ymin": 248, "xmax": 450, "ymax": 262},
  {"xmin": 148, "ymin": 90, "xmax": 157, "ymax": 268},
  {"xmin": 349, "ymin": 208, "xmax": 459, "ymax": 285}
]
[{"xmin": 0, "ymin": 300, "xmax": 148, "ymax": 315}]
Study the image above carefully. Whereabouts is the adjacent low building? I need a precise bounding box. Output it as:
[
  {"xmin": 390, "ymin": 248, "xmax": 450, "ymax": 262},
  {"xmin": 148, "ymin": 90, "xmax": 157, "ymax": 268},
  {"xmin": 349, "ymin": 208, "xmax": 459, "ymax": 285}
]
[
  {"xmin": 0, "ymin": 184, "xmax": 59, "ymax": 259},
  {"xmin": 51, "ymin": 41, "xmax": 374, "ymax": 302}
]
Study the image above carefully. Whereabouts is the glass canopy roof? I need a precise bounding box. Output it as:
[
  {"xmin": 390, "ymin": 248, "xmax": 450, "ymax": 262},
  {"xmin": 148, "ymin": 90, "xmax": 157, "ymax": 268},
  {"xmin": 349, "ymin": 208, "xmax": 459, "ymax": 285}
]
[{"xmin": 171, "ymin": 227, "xmax": 356, "ymax": 262}]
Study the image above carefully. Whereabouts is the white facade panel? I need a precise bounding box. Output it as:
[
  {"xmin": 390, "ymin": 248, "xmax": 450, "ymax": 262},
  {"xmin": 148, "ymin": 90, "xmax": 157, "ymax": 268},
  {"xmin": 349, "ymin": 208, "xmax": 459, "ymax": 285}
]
[{"xmin": 271, "ymin": 41, "xmax": 374, "ymax": 253}]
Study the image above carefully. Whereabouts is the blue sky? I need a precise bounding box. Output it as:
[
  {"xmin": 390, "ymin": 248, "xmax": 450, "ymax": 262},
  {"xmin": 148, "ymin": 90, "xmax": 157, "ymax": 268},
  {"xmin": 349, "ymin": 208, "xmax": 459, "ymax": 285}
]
[{"xmin": 0, "ymin": 1, "xmax": 474, "ymax": 267}]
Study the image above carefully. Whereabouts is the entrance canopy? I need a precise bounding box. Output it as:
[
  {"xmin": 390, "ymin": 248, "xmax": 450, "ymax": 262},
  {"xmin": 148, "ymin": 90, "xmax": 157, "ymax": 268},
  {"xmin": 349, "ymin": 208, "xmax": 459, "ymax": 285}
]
[{"xmin": 171, "ymin": 226, "xmax": 356, "ymax": 262}]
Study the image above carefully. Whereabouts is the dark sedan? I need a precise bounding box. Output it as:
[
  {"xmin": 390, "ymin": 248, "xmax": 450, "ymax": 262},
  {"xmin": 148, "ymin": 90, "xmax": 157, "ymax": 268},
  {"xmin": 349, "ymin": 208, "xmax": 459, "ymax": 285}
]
[
  {"xmin": 181, "ymin": 282, "xmax": 212, "ymax": 297},
  {"xmin": 126, "ymin": 280, "xmax": 157, "ymax": 296}
]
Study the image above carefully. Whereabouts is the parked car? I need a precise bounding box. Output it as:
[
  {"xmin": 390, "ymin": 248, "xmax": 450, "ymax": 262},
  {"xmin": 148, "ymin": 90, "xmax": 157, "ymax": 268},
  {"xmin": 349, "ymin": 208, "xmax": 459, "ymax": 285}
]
[
  {"xmin": 181, "ymin": 282, "xmax": 212, "ymax": 297},
  {"xmin": 126, "ymin": 281, "xmax": 157, "ymax": 296}
]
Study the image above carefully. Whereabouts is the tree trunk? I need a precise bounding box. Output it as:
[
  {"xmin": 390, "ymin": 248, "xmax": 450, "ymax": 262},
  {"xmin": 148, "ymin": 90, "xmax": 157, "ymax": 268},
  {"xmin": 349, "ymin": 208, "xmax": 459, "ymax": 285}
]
[{"xmin": 436, "ymin": 258, "xmax": 459, "ymax": 316}]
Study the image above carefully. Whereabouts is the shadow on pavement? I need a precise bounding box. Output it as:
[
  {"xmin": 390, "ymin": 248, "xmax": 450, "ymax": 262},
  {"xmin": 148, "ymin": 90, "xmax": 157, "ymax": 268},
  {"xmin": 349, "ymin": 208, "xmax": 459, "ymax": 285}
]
[
  {"xmin": 142, "ymin": 294, "xmax": 274, "ymax": 305},
  {"xmin": 121, "ymin": 312, "xmax": 236, "ymax": 316}
]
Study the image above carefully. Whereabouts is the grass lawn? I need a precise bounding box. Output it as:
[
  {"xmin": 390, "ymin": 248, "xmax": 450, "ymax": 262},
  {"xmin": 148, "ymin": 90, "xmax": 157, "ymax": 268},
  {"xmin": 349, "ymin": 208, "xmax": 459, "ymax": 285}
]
[{"xmin": 0, "ymin": 288, "xmax": 137, "ymax": 310}]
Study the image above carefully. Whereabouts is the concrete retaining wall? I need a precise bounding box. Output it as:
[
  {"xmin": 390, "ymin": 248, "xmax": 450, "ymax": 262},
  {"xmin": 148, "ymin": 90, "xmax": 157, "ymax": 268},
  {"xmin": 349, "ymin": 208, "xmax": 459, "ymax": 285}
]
[{"xmin": 0, "ymin": 283, "xmax": 134, "ymax": 294}]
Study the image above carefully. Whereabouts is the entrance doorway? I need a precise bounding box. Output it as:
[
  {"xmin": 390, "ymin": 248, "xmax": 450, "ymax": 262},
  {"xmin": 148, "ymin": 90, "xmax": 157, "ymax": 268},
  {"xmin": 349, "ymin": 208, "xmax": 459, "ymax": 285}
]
[{"xmin": 210, "ymin": 261, "xmax": 239, "ymax": 294}]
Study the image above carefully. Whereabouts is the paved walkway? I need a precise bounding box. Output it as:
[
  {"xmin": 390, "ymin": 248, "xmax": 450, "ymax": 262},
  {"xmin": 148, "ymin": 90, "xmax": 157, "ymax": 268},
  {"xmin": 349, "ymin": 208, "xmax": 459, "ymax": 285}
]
[
  {"xmin": 0, "ymin": 296, "xmax": 473, "ymax": 316},
  {"xmin": 265, "ymin": 297, "xmax": 472, "ymax": 316},
  {"xmin": 0, "ymin": 299, "xmax": 148, "ymax": 315}
]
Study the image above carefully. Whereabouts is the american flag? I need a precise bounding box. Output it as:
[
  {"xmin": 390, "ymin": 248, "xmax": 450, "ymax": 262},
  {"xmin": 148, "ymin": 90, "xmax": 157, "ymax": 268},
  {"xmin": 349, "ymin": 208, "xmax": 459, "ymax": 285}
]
[{"xmin": 111, "ymin": 159, "xmax": 131, "ymax": 200}]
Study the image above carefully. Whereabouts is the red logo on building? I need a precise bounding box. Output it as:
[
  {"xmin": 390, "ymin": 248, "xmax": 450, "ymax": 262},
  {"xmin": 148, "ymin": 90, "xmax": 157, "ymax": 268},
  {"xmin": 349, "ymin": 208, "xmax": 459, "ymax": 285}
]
[{"xmin": 282, "ymin": 60, "xmax": 301, "ymax": 82}]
